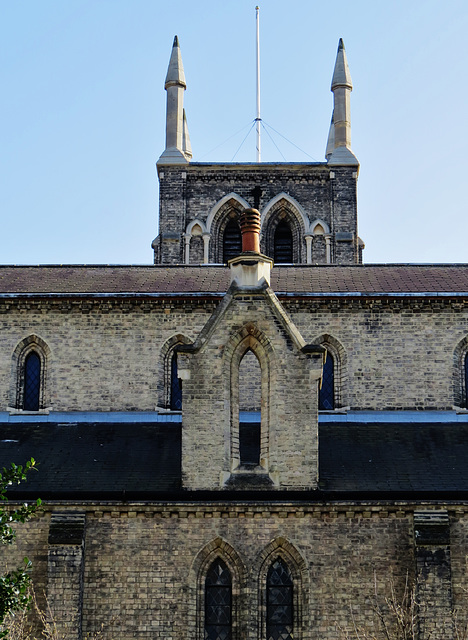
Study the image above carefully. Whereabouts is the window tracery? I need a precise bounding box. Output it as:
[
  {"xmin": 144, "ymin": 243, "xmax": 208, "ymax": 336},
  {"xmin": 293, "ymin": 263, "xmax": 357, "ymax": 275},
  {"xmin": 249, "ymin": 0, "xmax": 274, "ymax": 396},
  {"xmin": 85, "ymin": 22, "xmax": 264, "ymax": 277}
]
[
  {"xmin": 266, "ymin": 558, "xmax": 294, "ymax": 640},
  {"xmin": 205, "ymin": 559, "xmax": 232, "ymax": 640}
]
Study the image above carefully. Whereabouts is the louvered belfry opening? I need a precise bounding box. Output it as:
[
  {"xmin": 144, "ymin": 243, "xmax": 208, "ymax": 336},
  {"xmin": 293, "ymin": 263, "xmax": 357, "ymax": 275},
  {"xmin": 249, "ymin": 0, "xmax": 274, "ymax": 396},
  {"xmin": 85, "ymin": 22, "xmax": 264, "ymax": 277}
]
[
  {"xmin": 223, "ymin": 218, "xmax": 242, "ymax": 263},
  {"xmin": 266, "ymin": 558, "xmax": 294, "ymax": 640},
  {"xmin": 23, "ymin": 351, "xmax": 41, "ymax": 411},
  {"xmin": 273, "ymin": 221, "xmax": 293, "ymax": 263},
  {"xmin": 205, "ymin": 559, "xmax": 232, "ymax": 640}
]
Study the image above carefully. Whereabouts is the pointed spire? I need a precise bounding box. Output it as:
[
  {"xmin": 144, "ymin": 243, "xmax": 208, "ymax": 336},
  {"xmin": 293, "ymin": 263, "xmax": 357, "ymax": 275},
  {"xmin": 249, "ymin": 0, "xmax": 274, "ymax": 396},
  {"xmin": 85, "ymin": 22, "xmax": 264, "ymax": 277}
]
[
  {"xmin": 331, "ymin": 38, "xmax": 353, "ymax": 90},
  {"xmin": 165, "ymin": 36, "xmax": 186, "ymax": 89},
  {"xmin": 328, "ymin": 38, "xmax": 358, "ymax": 166},
  {"xmin": 158, "ymin": 36, "xmax": 191, "ymax": 165}
]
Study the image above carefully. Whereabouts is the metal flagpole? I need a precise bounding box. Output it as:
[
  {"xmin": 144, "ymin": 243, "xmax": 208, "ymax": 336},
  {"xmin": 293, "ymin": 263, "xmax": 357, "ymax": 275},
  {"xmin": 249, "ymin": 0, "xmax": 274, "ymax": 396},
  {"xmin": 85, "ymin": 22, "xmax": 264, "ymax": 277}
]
[{"xmin": 255, "ymin": 6, "xmax": 261, "ymax": 162}]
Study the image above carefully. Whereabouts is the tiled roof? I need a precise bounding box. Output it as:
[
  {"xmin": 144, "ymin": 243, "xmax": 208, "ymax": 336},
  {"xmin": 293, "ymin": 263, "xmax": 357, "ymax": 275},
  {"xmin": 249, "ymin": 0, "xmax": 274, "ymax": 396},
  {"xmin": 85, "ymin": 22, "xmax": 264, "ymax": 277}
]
[
  {"xmin": 3, "ymin": 420, "xmax": 468, "ymax": 499},
  {"xmin": 1, "ymin": 264, "xmax": 468, "ymax": 296}
]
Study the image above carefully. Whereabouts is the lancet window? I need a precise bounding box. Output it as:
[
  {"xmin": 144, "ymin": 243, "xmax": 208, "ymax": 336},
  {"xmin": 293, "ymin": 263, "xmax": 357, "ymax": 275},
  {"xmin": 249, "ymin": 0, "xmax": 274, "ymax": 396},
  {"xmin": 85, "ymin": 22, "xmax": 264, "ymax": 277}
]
[
  {"xmin": 205, "ymin": 559, "xmax": 232, "ymax": 640},
  {"xmin": 319, "ymin": 352, "xmax": 335, "ymax": 410},
  {"xmin": 170, "ymin": 351, "xmax": 183, "ymax": 410},
  {"xmin": 23, "ymin": 351, "xmax": 41, "ymax": 411},
  {"xmin": 266, "ymin": 558, "xmax": 294, "ymax": 640}
]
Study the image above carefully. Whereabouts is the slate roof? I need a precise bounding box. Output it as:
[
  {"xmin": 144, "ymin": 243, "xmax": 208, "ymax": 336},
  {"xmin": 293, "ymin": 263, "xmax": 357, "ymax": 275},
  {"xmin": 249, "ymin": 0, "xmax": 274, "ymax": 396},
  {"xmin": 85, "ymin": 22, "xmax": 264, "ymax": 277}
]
[
  {"xmin": 3, "ymin": 420, "xmax": 468, "ymax": 500},
  {"xmin": 0, "ymin": 422, "xmax": 181, "ymax": 499},
  {"xmin": 1, "ymin": 264, "xmax": 468, "ymax": 297},
  {"xmin": 319, "ymin": 422, "xmax": 468, "ymax": 495}
]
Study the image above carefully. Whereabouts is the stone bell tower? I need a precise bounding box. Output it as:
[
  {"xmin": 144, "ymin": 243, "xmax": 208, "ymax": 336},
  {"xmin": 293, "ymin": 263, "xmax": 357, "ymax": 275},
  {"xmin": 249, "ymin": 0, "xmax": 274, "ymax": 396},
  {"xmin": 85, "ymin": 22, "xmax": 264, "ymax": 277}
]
[{"xmin": 152, "ymin": 37, "xmax": 363, "ymax": 266}]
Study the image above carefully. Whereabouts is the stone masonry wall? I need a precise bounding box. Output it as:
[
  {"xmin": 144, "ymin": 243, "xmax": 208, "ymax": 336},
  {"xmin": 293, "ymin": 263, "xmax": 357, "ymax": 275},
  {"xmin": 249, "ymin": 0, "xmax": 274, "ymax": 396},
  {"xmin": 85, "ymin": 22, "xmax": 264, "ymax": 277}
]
[
  {"xmin": 0, "ymin": 502, "xmax": 420, "ymax": 640},
  {"xmin": 0, "ymin": 295, "xmax": 467, "ymax": 413},
  {"xmin": 156, "ymin": 163, "xmax": 358, "ymax": 265},
  {"xmin": 180, "ymin": 288, "xmax": 321, "ymax": 490}
]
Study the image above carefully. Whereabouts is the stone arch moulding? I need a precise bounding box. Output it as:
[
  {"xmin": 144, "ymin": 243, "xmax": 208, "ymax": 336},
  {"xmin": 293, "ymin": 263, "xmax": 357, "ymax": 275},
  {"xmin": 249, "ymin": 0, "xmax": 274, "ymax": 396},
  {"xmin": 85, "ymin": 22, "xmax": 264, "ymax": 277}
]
[
  {"xmin": 261, "ymin": 193, "xmax": 310, "ymax": 232},
  {"xmin": 310, "ymin": 218, "xmax": 330, "ymax": 235},
  {"xmin": 453, "ymin": 335, "xmax": 468, "ymax": 409},
  {"xmin": 10, "ymin": 334, "xmax": 51, "ymax": 411},
  {"xmin": 184, "ymin": 219, "xmax": 208, "ymax": 265},
  {"xmin": 224, "ymin": 323, "xmax": 276, "ymax": 474},
  {"xmin": 206, "ymin": 193, "xmax": 250, "ymax": 264},
  {"xmin": 189, "ymin": 537, "xmax": 246, "ymax": 640},
  {"xmin": 159, "ymin": 334, "xmax": 193, "ymax": 410},
  {"xmin": 260, "ymin": 193, "xmax": 310, "ymax": 264},
  {"xmin": 255, "ymin": 536, "xmax": 309, "ymax": 640},
  {"xmin": 312, "ymin": 333, "xmax": 348, "ymax": 409},
  {"xmin": 206, "ymin": 193, "xmax": 250, "ymax": 233},
  {"xmin": 186, "ymin": 219, "xmax": 208, "ymax": 236}
]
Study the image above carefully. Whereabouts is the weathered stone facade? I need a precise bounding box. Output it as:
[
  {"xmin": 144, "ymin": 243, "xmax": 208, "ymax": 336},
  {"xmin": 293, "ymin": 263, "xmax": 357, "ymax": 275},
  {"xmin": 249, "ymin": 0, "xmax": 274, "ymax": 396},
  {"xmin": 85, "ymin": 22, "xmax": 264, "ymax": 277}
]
[
  {"xmin": 1, "ymin": 34, "xmax": 468, "ymax": 640},
  {"xmin": 6, "ymin": 502, "xmax": 468, "ymax": 639},
  {"xmin": 1, "ymin": 294, "xmax": 468, "ymax": 414},
  {"xmin": 153, "ymin": 165, "xmax": 360, "ymax": 266}
]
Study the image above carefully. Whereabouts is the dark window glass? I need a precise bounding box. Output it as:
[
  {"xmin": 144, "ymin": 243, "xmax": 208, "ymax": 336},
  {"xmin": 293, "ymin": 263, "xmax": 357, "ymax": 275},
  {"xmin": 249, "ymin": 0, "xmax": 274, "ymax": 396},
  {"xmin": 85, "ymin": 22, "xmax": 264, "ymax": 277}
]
[
  {"xmin": 273, "ymin": 221, "xmax": 293, "ymax": 263},
  {"xmin": 319, "ymin": 352, "xmax": 334, "ymax": 410},
  {"xmin": 170, "ymin": 351, "xmax": 182, "ymax": 410},
  {"xmin": 267, "ymin": 558, "xmax": 293, "ymax": 640},
  {"xmin": 205, "ymin": 559, "xmax": 232, "ymax": 640},
  {"xmin": 239, "ymin": 422, "xmax": 261, "ymax": 466},
  {"xmin": 23, "ymin": 351, "xmax": 41, "ymax": 411},
  {"xmin": 223, "ymin": 218, "xmax": 242, "ymax": 263},
  {"xmin": 465, "ymin": 355, "xmax": 468, "ymax": 408}
]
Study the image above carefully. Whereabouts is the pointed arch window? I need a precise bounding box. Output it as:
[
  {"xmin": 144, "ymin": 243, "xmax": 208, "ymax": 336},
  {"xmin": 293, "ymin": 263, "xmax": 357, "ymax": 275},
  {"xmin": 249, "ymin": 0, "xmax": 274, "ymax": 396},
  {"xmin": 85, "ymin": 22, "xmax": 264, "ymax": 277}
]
[
  {"xmin": 238, "ymin": 349, "xmax": 261, "ymax": 467},
  {"xmin": 223, "ymin": 218, "xmax": 242, "ymax": 263},
  {"xmin": 266, "ymin": 558, "xmax": 293, "ymax": 640},
  {"xmin": 273, "ymin": 221, "xmax": 293, "ymax": 263},
  {"xmin": 23, "ymin": 351, "xmax": 41, "ymax": 411},
  {"xmin": 205, "ymin": 559, "xmax": 232, "ymax": 640},
  {"xmin": 170, "ymin": 351, "xmax": 183, "ymax": 410},
  {"xmin": 319, "ymin": 352, "xmax": 334, "ymax": 410}
]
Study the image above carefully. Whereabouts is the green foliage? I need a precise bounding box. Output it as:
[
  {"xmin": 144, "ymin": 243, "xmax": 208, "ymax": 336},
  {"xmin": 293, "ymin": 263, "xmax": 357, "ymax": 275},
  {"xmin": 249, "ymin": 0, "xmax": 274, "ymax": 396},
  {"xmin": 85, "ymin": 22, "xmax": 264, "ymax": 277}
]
[{"xmin": 0, "ymin": 460, "xmax": 41, "ymax": 638}]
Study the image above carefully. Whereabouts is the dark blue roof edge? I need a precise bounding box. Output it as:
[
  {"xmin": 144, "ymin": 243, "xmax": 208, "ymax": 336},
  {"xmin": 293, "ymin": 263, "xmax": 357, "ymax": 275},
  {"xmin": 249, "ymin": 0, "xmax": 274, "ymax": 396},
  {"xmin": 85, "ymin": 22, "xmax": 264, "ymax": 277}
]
[
  {"xmin": 2, "ymin": 410, "xmax": 466, "ymax": 425},
  {"xmin": 0, "ymin": 411, "xmax": 182, "ymax": 424}
]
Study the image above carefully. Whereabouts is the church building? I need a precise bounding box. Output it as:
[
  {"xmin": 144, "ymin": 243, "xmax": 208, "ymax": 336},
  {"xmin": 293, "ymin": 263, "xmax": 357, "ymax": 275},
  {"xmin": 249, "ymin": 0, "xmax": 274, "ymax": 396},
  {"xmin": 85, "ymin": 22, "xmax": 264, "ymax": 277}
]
[{"xmin": 1, "ymin": 36, "xmax": 468, "ymax": 640}]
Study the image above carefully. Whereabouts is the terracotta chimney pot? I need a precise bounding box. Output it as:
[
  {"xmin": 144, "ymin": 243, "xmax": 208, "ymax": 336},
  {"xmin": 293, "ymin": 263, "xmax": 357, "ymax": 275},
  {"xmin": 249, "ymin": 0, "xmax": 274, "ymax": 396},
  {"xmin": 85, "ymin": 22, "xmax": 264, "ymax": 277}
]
[{"xmin": 239, "ymin": 208, "xmax": 261, "ymax": 253}]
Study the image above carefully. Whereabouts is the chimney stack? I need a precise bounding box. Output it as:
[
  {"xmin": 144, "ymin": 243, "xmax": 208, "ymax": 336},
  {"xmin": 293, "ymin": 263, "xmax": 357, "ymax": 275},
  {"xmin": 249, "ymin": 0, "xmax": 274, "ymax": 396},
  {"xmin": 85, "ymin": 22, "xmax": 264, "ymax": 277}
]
[{"xmin": 229, "ymin": 208, "xmax": 272, "ymax": 288}]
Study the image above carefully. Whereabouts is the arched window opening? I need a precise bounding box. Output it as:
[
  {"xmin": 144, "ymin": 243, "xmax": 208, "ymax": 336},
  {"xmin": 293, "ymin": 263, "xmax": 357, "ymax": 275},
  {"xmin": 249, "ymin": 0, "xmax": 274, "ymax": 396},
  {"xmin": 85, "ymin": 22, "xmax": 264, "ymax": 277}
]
[
  {"xmin": 273, "ymin": 221, "xmax": 293, "ymax": 263},
  {"xmin": 319, "ymin": 352, "xmax": 334, "ymax": 410},
  {"xmin": 267, "ymin": 558, "xmax": 293, "ymax": 640},
  {"xmin": 23, "ymin": 351, "xmax": 41, "ymax": 411},
  {"xmin": 170, "ymin": 351, "xmax": 182, "ymax": 410},
  {"xmin": 205, "ymin": 559, "xmax": 232, "ymax": 640},
  {"xmin": 239, "ymin": 350, "xmax": 261, "ymax": 467},
  {"xmin": 223, "ymin": 218, "xmax": 242, "ymax": 263}
]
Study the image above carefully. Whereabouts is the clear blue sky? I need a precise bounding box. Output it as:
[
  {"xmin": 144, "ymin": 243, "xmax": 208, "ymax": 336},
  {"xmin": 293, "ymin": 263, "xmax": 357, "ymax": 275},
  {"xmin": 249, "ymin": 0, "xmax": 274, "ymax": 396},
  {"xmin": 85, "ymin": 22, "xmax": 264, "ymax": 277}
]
[{"xmin": 1, "ymin": 0, "xmax": 467, "ymax": 264}]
